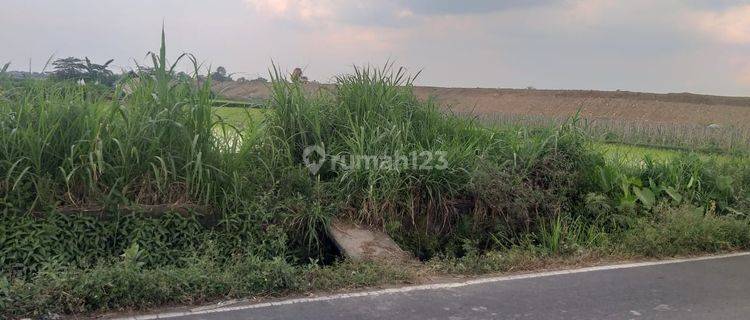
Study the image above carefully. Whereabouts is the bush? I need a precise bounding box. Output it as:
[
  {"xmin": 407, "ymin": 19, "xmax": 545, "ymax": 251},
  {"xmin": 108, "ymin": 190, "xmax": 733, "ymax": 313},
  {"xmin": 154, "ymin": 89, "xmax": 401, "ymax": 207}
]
[
  {"xmin": 265, "ymin": 66, "xmax": 606, "ymax": 258},
  {"xmin": 619, "ymin": 204, "xmax": 750, "ymax": 256}
]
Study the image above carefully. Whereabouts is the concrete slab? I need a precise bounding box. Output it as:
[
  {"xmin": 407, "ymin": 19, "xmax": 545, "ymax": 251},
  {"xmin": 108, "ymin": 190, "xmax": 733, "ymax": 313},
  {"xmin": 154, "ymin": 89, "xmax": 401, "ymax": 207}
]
[{"xmin": 327, "ymin": 219, "xmax": 414, "ymax": 262}]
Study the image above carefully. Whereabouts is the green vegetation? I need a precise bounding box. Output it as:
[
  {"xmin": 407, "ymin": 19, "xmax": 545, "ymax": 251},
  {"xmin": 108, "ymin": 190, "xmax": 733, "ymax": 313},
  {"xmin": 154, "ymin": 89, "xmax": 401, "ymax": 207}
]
[
  {"xmin": 597, "ymin": 143, "xmax": 680, "ymax": 162},
  {"xmin": 51, "ymin": 56, "xmax": 118, "ymax": 87},
  {"xmin": 596, "ymin": 143, "xmax": 740, "ymax": 170},
  {"xmin": 211, "ymin": 66, "xmax": 232, "ymax": 82},
  {"xmin": 264, "ymin": 65, "xmax": 604, "ymax": 258},
  {"xmin": 213, "ymin": 106, "xmax": 266, "ymax": 128},
  {"xmin": 482, "ymin": 113, "xmax": 750, "ymax": 155},
  {"xmin": 1, "ymin": 35, "xmax": 749, "ymax": 318},
  {"xmin": 588, "ymin": 119, "xmax": 750, "ymax": 155},
  {"xmin": 429, "ymin": 204, "xmax": 749, "ymax": 274},
  {"xmin": 4, "ymin": 253, "xmax": 414, "ymax": 316}
]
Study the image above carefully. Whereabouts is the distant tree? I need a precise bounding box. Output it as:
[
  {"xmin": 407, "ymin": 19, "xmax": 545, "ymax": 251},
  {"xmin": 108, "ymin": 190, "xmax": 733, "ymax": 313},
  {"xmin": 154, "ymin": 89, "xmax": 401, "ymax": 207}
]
[
  {"xmin": 211, "ymin": 66, "xmax": 231, "ymax": 82},
  {"xmin": 290, "ymin": 67, "xmax": 308, "ymax": 83},
  {"xmin": 175, "ymin": 71, "xmax": 191, "ymax": 81},
  {"xmin": 82, "ymin": 57, "xmax": 114, "ymax": 84},
  {"xmin": 51, "ymin": 57, "xmax": 85, "ymax": 80},
  {"xmin": 291, "ymin": 67, "xmax": 302, "ymax": 82},
  {"xmin": 51, "ymin": 57, "xmax": 115, "ymax": 86},
  {"xmin": 236, "ymin": 76, "xmax": 268, "ymax": 84}
]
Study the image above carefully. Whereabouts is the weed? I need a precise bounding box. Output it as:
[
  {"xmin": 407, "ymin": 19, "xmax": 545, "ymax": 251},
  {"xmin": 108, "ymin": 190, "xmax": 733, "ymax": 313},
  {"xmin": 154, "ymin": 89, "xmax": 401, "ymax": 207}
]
[{"xmin": 619, "ymin": 204, "xmax": 750, "ymax": 256}]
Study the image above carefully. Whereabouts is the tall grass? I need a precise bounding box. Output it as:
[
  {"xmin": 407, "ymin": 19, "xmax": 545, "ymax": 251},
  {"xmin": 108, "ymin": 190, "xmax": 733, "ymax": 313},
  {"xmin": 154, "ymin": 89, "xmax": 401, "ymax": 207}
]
[
  {"xmin": 263, "ymin": 65, "xmax": 749, "ymax": 258},
  {"xmin": 265, "ymin": 65, "xmax": 602, "ymax": 257},
  {"xmin": 3, "ymin": 51, "xmax": 749, "ymax": 267},
  {"xmin": 0, "ymin": 30, "xmax": 233, "ymax": 214},
  {"xmin": 0, "ymin": 31, "xmax": 290, "ymax": 277}
]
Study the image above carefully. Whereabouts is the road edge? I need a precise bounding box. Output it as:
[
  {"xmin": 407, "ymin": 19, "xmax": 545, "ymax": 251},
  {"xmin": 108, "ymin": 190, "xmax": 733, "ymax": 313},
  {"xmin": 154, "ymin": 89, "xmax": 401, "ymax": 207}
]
[{"xmin": 114, "ymin": 251, "xmax": 750, "ymax": 320}]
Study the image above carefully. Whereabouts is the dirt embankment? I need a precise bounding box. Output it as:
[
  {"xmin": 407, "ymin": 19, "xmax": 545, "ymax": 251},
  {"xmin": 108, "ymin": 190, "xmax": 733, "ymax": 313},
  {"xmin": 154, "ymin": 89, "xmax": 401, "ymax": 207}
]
[
  {"xmin": 212, "ymin": 80, "xmax": 329, "ymax": 102},
  {"xmin": 212, "ymin": 81, "xmax": 750, "ymax": 128}
]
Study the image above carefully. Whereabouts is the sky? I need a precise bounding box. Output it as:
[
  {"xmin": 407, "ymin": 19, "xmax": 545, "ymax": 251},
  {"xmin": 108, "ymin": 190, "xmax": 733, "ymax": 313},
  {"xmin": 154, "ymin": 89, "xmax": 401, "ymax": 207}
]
[{"xmin": 1, "ymin": 0, "xmax": 750, "ymax": 96}]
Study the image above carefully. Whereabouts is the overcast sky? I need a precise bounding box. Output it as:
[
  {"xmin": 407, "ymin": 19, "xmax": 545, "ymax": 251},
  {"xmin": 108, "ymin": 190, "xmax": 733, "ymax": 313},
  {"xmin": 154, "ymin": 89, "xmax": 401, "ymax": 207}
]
[{"xmin": 2, "ymin": 0, "xmax": 749, "ymax": 95}]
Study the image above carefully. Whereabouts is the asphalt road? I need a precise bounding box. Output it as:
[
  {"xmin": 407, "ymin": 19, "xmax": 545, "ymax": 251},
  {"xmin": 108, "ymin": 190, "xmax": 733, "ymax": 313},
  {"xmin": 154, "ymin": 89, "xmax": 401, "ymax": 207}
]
[{"xmin": 123, "ymin": 253, "xmax": 750, "ymax": 320}]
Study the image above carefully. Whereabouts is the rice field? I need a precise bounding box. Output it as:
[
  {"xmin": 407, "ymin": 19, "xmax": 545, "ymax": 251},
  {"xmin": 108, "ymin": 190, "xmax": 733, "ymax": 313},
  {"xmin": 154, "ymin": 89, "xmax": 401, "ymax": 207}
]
[{"xmin": 213, "ymin": 106, "xmax": 266, "ymax": 128}]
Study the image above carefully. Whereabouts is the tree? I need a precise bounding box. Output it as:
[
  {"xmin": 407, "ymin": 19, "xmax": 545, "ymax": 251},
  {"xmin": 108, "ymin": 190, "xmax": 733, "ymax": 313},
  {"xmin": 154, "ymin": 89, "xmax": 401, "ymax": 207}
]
[
  {"xmin": 51, "ymin": 57, "xmax": 86, "ymax": 80},
  {"xmin": 211, "ymin": 66, "xmax": 231, "ymax": 82},
  {"xmin": 51, "ymin": 57, "xmax": 116, "ymax": 86},
  {"xmin": 290, "ymin": 67, "xmax": 308, "ymax": 83}
]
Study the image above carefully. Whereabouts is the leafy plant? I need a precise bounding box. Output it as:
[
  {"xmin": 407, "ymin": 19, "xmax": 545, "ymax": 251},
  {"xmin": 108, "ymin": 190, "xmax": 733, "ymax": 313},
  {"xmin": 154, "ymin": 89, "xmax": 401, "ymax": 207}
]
[
  {"xmin": 121, "ymin": 243, "xmax": 145, "ymax": 269},
  {"xmin": 633, "ymin": 186, "xmax": 656, "ymax": 209}
]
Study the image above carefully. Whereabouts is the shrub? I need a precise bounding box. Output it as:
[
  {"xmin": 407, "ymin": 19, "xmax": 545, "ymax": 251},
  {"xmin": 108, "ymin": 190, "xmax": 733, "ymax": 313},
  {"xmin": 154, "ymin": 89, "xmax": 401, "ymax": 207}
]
[
  {"xmin": 619, "ymin": 204, "xmax": 750, "ymax": 256},
  {"xmin": 264, "ymin": 65, "xmax": 606, "ymax": 258}
]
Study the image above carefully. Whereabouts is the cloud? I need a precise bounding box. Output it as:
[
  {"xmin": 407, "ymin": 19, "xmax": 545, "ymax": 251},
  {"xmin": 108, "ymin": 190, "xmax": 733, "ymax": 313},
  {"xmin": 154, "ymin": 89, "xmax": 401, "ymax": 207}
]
[
  {"xmin": 244, "ymin": 0, "xmax": 406, "ymax": 26},
  {"xmin": 244, "ymin": 0, "xmax": 561, "ymax": 28},
  {"xmin": 694, "ymin": 4, "xmax": 750, "ymax": 44},
  {"xmin": 397, "ymin": 0, "xmax": 557, "ymax": 15},
  {"xmin": 244, "ymin": 0, "xmax": 336, "ymax": 22},
  {"xmin": 4, "ymin": 0, "xmax": 750, "ymax": 95},
  {"xmin": 561, "ymin": 0, "xmax": 617, "ymax": 25},
  {"xmin": 238, "ymin": 0, "xmax": 750, "ymax": 95}
]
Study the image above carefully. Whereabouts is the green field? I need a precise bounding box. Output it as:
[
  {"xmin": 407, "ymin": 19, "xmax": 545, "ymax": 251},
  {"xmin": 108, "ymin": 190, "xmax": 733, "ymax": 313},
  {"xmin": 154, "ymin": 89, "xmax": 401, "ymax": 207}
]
[
  {"xmin": 211, "ymin": 99, "xmax": 261, "ymax": 108},
  {"xmin": 213, "ymin": 106, "xmax": 266, "ymax": 128},
  {"xmin": 595, "ymin": 142, "xmax": 738, "ymax": 164},
  {"xmin": 597, "ymin": 143, "xmax": 681, "ymax": 161}
]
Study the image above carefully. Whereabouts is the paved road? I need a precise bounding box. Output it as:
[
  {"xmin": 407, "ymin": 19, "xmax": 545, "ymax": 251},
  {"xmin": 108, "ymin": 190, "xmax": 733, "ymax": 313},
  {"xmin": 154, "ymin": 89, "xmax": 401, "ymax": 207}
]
[{"xmin": 128, "ymin": 253, "xmax": 750, "ymax": 320}]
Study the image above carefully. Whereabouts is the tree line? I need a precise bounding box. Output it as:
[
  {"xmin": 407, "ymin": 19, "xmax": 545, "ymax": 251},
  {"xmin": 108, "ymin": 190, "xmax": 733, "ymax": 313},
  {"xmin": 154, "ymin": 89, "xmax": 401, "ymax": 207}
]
[{"xmin": 7, "ymin": 57, "xmax": 238, "ymax": 86}]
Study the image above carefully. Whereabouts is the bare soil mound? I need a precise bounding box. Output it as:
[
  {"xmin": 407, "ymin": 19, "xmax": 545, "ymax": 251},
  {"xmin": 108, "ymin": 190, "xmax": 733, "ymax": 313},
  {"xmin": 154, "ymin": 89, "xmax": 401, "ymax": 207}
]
[{"xmin": 213, "ymin": 81, "xmax": 750, "ymax": 128}]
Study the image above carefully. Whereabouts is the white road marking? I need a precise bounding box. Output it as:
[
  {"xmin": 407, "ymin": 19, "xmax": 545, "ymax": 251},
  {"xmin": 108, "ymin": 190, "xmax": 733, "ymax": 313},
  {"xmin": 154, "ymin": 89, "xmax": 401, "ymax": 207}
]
[{"xmin": 113, "ymin": 251, "xmax": 750, "ymax": 320}]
